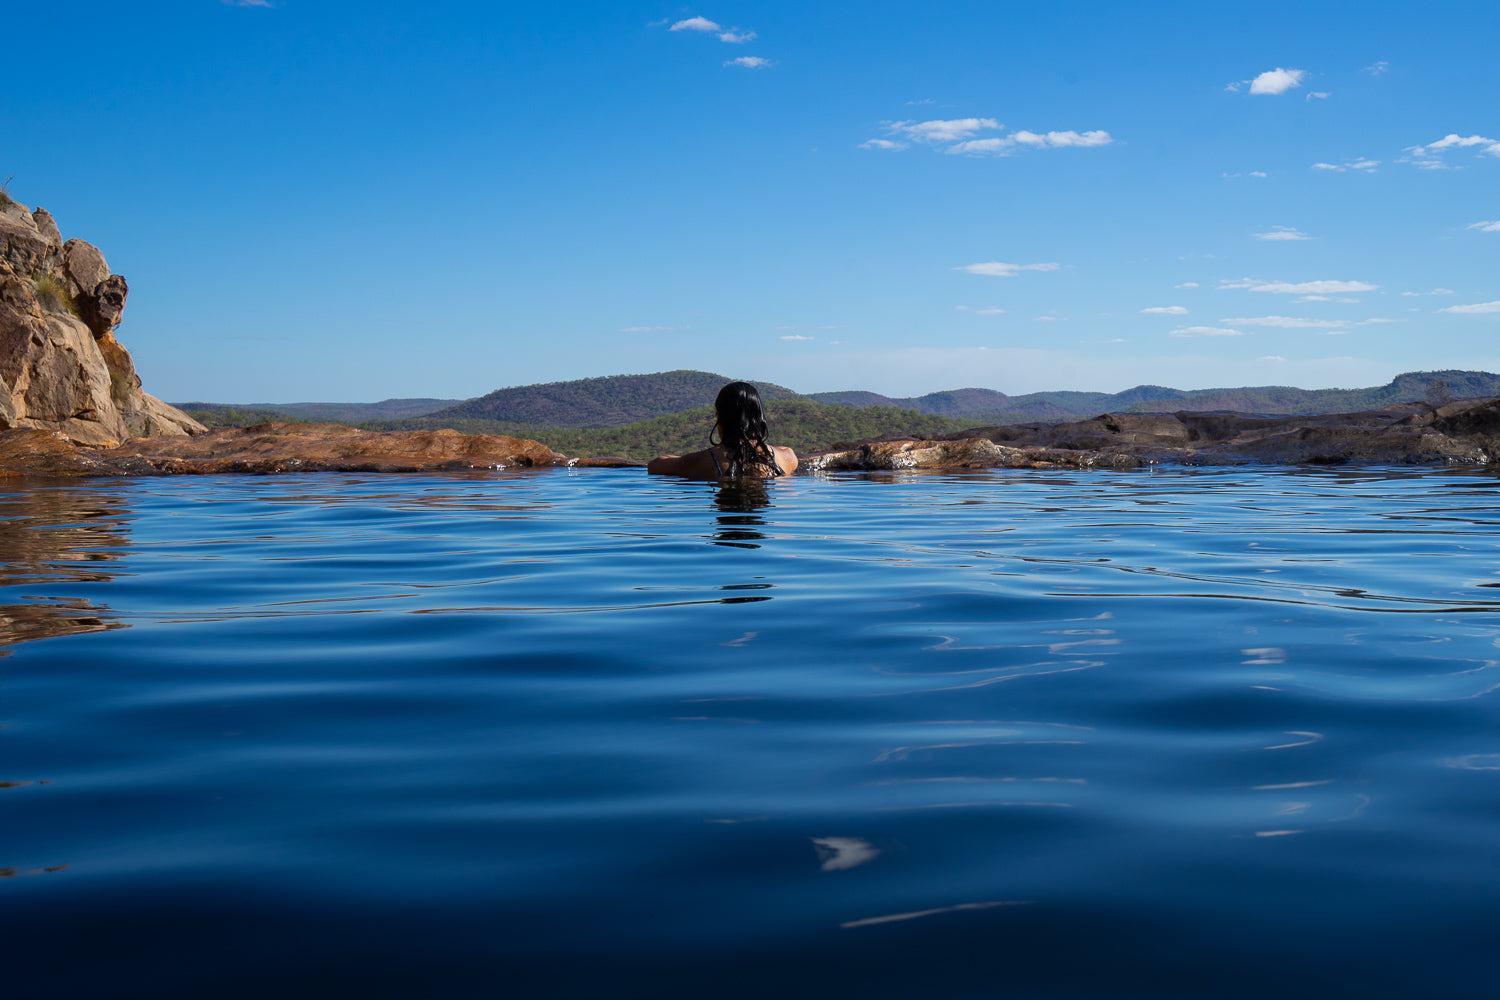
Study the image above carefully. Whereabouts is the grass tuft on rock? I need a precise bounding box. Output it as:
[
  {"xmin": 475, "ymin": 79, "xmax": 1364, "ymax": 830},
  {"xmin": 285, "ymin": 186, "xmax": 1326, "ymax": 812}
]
[{"xmin": 32, "ymin": 273, "xmax": 80, "ymax": 317}]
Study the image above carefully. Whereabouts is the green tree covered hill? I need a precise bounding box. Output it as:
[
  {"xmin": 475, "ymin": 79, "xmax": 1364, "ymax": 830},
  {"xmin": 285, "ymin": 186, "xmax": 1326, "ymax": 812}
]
[{"xmin": 428, "ymin": 370, "xmax": 803, "ymax": 428}]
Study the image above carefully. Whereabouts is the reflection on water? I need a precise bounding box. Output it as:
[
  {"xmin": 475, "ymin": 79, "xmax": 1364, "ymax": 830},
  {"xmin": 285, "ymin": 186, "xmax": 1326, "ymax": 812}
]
[
  {"xmin": 4, "ymin": 468, "xmax": 1500, "ymax": 998},
  {"xmin": 0, "ymin": 484, "xmax": 130, "ymax": 651},
  {"xmin": 712, "ymin": 480, "xmax": 770, "ymax": 548}
]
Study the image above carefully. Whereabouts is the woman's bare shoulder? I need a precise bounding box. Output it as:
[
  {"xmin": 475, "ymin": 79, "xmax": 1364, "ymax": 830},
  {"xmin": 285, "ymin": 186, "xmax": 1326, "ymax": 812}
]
[{"xmin": 773, "ymin": 446, "xmax": 798, "ymax": 474}]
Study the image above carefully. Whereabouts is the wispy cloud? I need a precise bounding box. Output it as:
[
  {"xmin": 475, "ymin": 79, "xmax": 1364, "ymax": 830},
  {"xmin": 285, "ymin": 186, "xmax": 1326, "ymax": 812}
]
[
  {"xmin": 619, "ymin": 326, "xmax": 676, "ymax": 333},
  {"xmin": 1401, "ymin": 288, "xmax": 1456, "ymax": 296},
  {"xmin": 955, "ymin": 306, "xmax": 1007, "ymax": 314},
  {"xmin": 1468, "ymin": 221, "xmax": 1500, "ymax": 233},
  {"xmin": 1219, "ymin": 316, "xmax": 1348, "ymax": 328},
  {"xmin": 947, "ymin": 130, "xmax": 1113, "ymax": 156},
  {"xmin": 1219, "ymin": 278, "xmax": 1379, "ymax": 295},
  {"xmin": 1228, "ymin": 67, "xmax": 1308, "ymax": 95},
  {"xmin": 718, "ymin": 29, "xmax": 757, "ymax": 43},
  {"xmin": 725, "ymin": 56, "xmax": 771, "ymax": 69},
  {"xmin": 1141, "ymin": 306, "xmax": 1188, "ymax": 315},
  {"xmin": 888, "ymin": 118, "xmax": 1001, "ymax": 144},
  {"xmin": 959, "ymin": 262, "xmax": 1061, "ymax": 278},
  {"xmin": 1254, "ymin": 226, "xmax": 1314, "ymax": 241},
  {"xmin": 1259, "ymin": 355, "xmax": 1287, "ymax": 362},
  {"xmin": 1364, "ymin": 61, "xmax": 1390, "ymax": 75},
  {"xmin": 863, "ymin": 119, "xmax": 1113, "ymax": 157},
  {"xmin": 1174, "ymin": 282, "xmax": 1200, "ymax": 289},
  {"xmin": 1403, "ymin": 134, "xmax": 1500, "ymax": 170},
  {"xmin": 780, "ymin": 334, "xmax": 813, "ymax": 340},
  {"xmin": 1307, "ymin": 91, "xmax": 1332, "ymax": 101},
  {"xmin": 1170, "ymin": 326, "xmax": 1246, "ymax": 337},
  {"xmin": 1311, "ymin": 159, "xmax": 1379, "ymax": 173},
  {"xmin": 669, "ymin": 16, "xmax": 720, "ymax": 32},
  {"xmin": 223, "ymin": 0, "xmax": 275, "ymax": 6},
  {"xmin": 1439, "ymin": 301, "xmax": 1500, "ymax": 314}
]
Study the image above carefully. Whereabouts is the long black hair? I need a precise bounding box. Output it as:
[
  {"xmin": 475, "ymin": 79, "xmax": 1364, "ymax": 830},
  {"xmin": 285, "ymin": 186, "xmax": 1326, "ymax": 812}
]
[{"xmin": 709, "ymin": 381, "xmax": 783, "ymax": 478}]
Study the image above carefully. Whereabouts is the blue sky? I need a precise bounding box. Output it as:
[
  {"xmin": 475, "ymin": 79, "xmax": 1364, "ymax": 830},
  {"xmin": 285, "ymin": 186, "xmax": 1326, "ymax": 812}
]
[{"xmin": 5, "ymin": 1, "xmax": 1497, "ymax": 402}]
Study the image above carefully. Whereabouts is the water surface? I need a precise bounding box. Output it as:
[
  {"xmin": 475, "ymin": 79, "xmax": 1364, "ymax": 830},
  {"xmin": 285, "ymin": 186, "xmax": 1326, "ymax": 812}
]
[{"xmin": 3, "ymin": 467, "xmax": 1499, "ymax": 998}]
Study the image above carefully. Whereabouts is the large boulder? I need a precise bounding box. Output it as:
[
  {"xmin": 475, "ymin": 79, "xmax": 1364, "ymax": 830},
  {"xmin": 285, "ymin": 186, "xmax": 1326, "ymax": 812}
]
[{"xmin": 0, "ymin": 199, "xmax": 205, "ymax": 447}]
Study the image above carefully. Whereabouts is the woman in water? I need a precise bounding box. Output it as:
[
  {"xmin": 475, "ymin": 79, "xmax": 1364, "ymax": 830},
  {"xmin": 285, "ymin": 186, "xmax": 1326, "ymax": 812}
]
[{"xmin": 647, "ymin": 381, "xmax": 799, "ymax": 480}]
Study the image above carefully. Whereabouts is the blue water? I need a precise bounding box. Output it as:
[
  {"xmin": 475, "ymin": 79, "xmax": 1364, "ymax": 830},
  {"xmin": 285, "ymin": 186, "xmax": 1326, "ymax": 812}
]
[{"xmin": 4, "ymin": 467, "xmax": 1500, "ymax": 998}]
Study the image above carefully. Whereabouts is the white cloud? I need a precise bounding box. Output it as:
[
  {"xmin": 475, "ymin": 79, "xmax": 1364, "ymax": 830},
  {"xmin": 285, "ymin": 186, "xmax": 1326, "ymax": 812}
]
[
  {"xmin": 945, "ymin": 138, "xmax": 1013, "ymax": 155},
  {"xmin": 869, "ymin": 119, "xmax": 1112, "ymax": 157},
  {"xmin": 959, "ymin": 261, "xmax": 1061, "ymax": 277},
  {"xmin": 1357, "ymin": 318, "xmax": 1400, "ymax": 325},
  {"xmin": 1254, "ymin": 226, "xmax": 1314, "ymax": 241},
  {"xmin": 780, "ymin": 334, "xmax": 813, "ymax": 340},
  {"xmin": 1259, "ymin": 356, "xmax": 1287, "ymax": 362},
  {"xmin": 1401, "ymin": 288, "xmax": 1457, "ymax": 296},
  {"xmin": 955, "ymin": 306, "xmax": 1006, "ymax": 314},
  {"xmin": 1248, "ymin": 67, "xmax": 1308, "ymax": 96},
  {"xmin": 905, "ymin": 98, "xmax": 936, "ymax": 106},
  {"xmin": 725, "ymin": 56, "xmax": 771, "ymax": 69},
  {"xmin": 1219, "ymin": 316, "xmax": 1349, "ymax": 328},
  {"xmin": 670, "ymin": 16, "xmax": 721, "ymax": 32},
  {"xmin": 619, "ymin": 326, "xmax": 677, "ymax": 333},
  {"xmin": 718, "ymin": 29, "xmax": 756, "ymax": 43},
  {"xmin": 1219, "ymin": 279, "xmax": 1379, "ymax": 295},
  {"xmin": 1364, "ymin": 61, "xmax": 1389, "ymax": 75},
  {"xmin": 1404, "ymin": 134, "xmax": 1500, "ymax": 169},
  {"xmin": 1170, "ymin": 326, "xmax": 1246, "ymax": 337},
  {"xmin": 1141, "ymin": 306, "xmax": 1189, "ymax": 315},
  {"xmin": 1307, "ymin": 91, "xmax": 1332, "ymax": 101},
  {"xmin": 1013, "ymin": 129, "xmax": 1113, "ymax": 148},
  {"xmin": 859, "ymin": 138, "xmax": 908, "ymax": 151},
  {"xmin": 1468, "ymin": 221, "xmax": 1500, "ymax": 232},
  {"xmin": 1034, "ymin": 315, "xmax": 1062, "ymax": 322},
  {"xmin": 1440, "ymin": 301, "xmax": 1500, "ymax": 314},
  {"xmin": 948, "ymin": 129, "xmax": 1113, "ymax": 156},
  {"xmin": 889, "ymin": 118, "xmax": 1001, "ymax": 144},
  {"xmin": 1250, "ymin": 171, "xmax": 1268, "ymax": 178},
  {"xmin": 223, "ymin": 0, "xmax": 275, "ymax": 6},
  {"xmin": 1311, "ymin": 159, "xmax": 1379, "ymax": 173},
  {"xmin": 1175, "ymin": 282, "xmax": 1200, "ymax": 289}
]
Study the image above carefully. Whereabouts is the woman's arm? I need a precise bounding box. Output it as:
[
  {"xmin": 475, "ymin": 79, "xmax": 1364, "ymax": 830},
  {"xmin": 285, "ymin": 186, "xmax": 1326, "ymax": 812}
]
[
  {"xmin": 647, "ymin": 449, "xmax": 720, "ymax": 479},
  {"xmin": 773, "ymin": 446, "xmax": 799, "ymax": 475}
]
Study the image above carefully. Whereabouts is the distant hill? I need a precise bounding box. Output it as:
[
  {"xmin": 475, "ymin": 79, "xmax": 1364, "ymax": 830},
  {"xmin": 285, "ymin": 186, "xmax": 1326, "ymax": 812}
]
[
  {"xmin": 811, "ymin": 370, "xmax": 1500, "ymax": 423},
  {"xmin": 177, "ymin": 398, "xmax": 464, "ymax": 428},
  {"xmin": 427, "ymin": 370, "xmax": 804, "ymax": 428}
]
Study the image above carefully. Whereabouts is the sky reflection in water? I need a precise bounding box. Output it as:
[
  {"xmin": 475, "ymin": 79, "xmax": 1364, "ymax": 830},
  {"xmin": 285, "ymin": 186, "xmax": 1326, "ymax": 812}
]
[{"xmin": 2, "ymin": 467, "xmax": 1500, "ymax": 998}]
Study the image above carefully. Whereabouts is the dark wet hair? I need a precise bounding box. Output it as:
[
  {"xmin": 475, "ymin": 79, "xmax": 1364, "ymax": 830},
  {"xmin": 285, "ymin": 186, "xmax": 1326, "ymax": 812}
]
[{"xmin": 710, "ymin": 381, "xmax": 783, "ymax": 478}]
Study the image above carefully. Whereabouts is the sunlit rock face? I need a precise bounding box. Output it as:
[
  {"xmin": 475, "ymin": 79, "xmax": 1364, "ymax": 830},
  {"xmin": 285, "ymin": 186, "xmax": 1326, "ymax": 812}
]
[
  {"xmin": 105, "ymin": 422, "xmax": 569, "ymax": 474},
  {"xmin": 0, "ymin": 199, "xmax": 205, "ymax": 447}
]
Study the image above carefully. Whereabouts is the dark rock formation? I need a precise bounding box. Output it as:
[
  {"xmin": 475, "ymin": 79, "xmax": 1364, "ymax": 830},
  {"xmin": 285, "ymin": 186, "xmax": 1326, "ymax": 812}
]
[
  {"xmin": 0, "ymin": 196, "xmax": 204, "ymax": 447},
  {"xmin": 805, "ymin": 398, "xmax": 1500, "ymax": 471}
]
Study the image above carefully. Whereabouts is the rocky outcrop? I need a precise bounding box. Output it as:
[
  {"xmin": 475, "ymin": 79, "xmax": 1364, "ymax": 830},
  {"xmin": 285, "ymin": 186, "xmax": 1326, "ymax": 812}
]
[
  {"xmin": 0, "ymin": 422, "xmax": 643, "ymax": 477},
  {"xmin": 0, "ymin": 194, "xmax": 204, "ymax": 447},
  {"xmin": 806, "ymin": 398, "xmax": 1500, "ymax": 471}
]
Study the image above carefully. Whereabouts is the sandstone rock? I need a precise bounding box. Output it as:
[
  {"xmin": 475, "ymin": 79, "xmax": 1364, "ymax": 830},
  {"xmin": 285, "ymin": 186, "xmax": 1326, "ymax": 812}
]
[
  {"xmin": 108, "ymin": 422, "xmax": 565, "ymax": 474},
  {"xmin": 61, "ymin": 239, "xmax": 109, "ymax": 299},
  {"xmin": 0, "ymin": 201, "xmax": 201, "ymax": 447},
  {"xmin": 804, "ymin": 397, "xmax": 1500, "ymax": 471},
  {"xmin": 0, "ymin": 212, "xmax": 55, "ymax": 274},
  {"xmin": 31, "ymin": 208, "xmax": 62, "ymax": 245},
  {"xmin": 120, "ymin": 392, "xmax": 208, "ymax": 439},
  {"xmin": 84, "ymin": 274, "xmax": 129, "ymax": 335}
]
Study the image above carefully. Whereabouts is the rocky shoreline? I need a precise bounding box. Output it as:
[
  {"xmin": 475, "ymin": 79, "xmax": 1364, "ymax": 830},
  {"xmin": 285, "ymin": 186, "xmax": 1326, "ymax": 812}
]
[{"xmin": 2, "ymin": 395, "xmax": 1499, "ymax": 477}]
